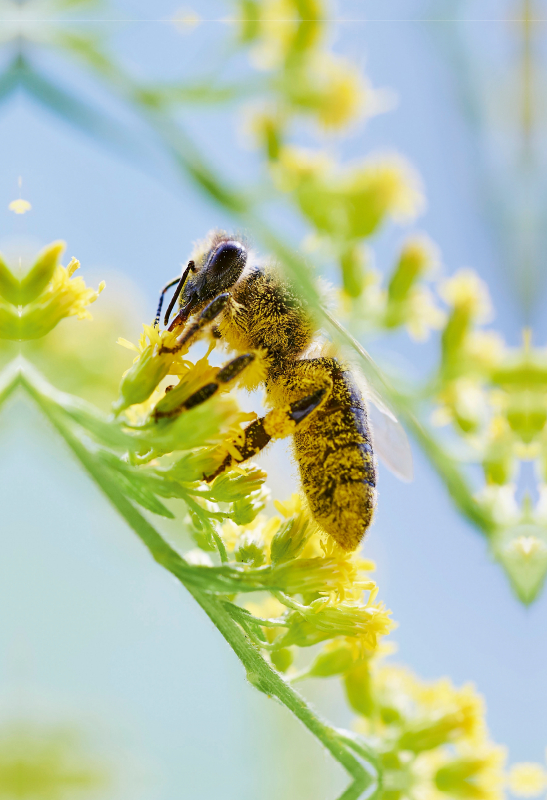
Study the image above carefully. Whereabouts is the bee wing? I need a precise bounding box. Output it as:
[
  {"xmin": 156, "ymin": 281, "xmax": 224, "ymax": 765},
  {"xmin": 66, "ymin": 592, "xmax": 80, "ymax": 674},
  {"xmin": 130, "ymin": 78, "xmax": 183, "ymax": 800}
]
[
  {"xmin": 320, "ymin": 307, "xmax": 413, "ymax": 482},
  {"xmin": 362, "ymin": 381, "xmax": 414, "ymax": 483}
]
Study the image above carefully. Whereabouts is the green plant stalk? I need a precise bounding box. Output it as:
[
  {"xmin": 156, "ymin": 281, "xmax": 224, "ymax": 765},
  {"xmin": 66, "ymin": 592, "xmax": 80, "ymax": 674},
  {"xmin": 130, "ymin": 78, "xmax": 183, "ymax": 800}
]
[{"xmin": 16, "ymin": 362, "xmax": 380, "ymax": 800}]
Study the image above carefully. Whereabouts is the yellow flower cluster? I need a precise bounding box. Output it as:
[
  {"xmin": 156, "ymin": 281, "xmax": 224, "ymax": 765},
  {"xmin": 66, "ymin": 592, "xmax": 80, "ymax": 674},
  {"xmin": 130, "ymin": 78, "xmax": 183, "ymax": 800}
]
[
  {"xmin": 429, "ymin": 268, "xmax": 547, "ymax": 600},
  {"xmin": 349, "ymin": 662, "xmax": 506, "ymax": 800},
  {"xmin": 239, "ymin": 0, "xmax": 370, "ymax": 130},
  {"xmin": 350, "ymin": 234, "xmax": 445, "ymax": 340},
  {"xmin": 0, "ymin": 241, "xmax": 104, "ymax": 341},
  {"xmin": 509, "ymin": 761, "xmax": 547, "ymax": 797},
  {"xmin": 236, "ymin": 0, "xmax": 439, "ymax": 312},
  {"xmin": 219, "ymin": 493, "xmax": 395, "ymax": 672}
]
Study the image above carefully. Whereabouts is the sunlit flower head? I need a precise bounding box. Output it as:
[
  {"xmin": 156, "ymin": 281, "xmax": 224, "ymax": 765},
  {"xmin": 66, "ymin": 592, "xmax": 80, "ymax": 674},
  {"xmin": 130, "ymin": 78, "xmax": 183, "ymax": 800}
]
[
  {"xmin": 440, "ymin": 269, "xmax": 493, "ymax": 323},
  {"xmin": 508, "ymin": 763, "xmax": 547, "ymax": 797},
  {"xmin": 0, "ymin": 243, "xmax": 105, "ymax": 342},
  {"xmin": 8, "ymin": 198, "xmax": 31, "ymax": 214},
  {"xmin": 344, "ymin": 155, "xmax": 425, "ymax": 225},
  {"xmin": 283, "ymin": 53, "xmax": 370, "ymax": 130},
  {"xmin": 244, "ymin": 0, "xmax": 325, "ymax": 69}
]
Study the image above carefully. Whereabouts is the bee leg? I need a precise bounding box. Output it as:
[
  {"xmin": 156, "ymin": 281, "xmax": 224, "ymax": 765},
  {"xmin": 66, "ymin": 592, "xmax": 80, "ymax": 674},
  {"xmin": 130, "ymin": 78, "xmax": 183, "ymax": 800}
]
[
  {"xmin": 203, "ymin": 387, "xmax": 328, "ymax": 481},
  {"xmin": 154, "ymin": 353, "xmax": 256, "ymax": 420},
  {"xmin": 160, "ymin": 292, "xmax": 231, "ymax": 355}
]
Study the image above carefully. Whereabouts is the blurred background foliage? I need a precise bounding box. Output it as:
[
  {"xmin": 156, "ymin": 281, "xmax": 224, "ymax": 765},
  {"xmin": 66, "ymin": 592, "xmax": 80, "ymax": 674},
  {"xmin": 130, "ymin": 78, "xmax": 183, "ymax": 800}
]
[{"xmin": 0, "ymin": 0, "xmax": 546, "ymax": 798}]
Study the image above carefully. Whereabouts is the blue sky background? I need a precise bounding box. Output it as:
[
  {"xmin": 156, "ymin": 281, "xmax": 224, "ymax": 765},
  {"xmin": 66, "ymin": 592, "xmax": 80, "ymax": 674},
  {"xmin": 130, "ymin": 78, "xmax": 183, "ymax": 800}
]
[{"xmin": 0, "ymin": 1, "xmax": 545, "ymax": 797}]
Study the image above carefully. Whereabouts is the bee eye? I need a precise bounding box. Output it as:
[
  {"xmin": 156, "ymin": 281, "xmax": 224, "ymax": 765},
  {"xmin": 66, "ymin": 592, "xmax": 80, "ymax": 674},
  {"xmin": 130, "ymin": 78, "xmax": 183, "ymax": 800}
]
[{"xmin": 208, "ymin": 241, "xmax": 246, "ymax": 273}]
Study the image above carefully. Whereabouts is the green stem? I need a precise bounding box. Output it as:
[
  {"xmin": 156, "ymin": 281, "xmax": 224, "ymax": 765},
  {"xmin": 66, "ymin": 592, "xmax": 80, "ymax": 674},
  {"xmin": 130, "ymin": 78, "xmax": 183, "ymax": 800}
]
[
  {"xmin": 20, "ymin": 363, "xmax": 380, "ymax": 800},
  {"xmin": 0, "ymin": 359, "xmax": 20, "ymax": 407}
]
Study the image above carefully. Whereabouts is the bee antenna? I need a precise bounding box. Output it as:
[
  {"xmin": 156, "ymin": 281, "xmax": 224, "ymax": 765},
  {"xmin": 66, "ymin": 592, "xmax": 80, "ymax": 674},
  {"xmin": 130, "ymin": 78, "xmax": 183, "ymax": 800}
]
[{"xmin": 154, "ymin": 261, "xmax": 195, "ymax": 328}]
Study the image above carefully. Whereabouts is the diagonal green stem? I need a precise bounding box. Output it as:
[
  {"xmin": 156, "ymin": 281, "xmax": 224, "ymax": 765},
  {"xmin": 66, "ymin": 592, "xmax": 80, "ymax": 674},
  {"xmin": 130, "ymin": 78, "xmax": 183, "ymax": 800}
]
[{"xmin": 19, "ymin": 362, "xmax": 381, "ymax": 800}]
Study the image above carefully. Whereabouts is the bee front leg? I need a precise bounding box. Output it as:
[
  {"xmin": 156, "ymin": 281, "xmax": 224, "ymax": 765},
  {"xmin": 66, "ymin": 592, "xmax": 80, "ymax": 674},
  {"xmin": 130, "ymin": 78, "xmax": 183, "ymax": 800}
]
[
  {"xmin": 160, "ymin": 292, "xmax": 231, "ymax": 355},
  {"xmin": 154, "ymin": 353, "xmax": 256, "ymax": 420},
  {"xmin": 203, "ymin": 387, "xmax": 328, "ymax": 482}
]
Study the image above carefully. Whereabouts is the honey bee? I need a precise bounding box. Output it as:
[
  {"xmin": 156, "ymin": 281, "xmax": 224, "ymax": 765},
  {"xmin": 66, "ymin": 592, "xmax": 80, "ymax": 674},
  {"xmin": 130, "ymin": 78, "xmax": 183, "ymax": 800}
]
[{"xmin": 155, "ymin": 231, "xmax": 411, "ymax": 552}]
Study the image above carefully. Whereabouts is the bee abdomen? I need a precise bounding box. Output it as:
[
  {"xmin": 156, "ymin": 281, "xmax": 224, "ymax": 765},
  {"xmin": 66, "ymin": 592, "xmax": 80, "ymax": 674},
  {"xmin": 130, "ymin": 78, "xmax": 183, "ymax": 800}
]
[{"xmin": 293, "ymin": 386, "xmax": 377, "ymax": 552}]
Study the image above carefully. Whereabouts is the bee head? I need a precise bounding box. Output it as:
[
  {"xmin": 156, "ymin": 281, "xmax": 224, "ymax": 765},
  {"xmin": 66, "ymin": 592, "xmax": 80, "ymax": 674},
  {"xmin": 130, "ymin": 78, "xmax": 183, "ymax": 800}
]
[{"xmin": 178, "ymin": 236, "xmax": 247, "ymax": 319}]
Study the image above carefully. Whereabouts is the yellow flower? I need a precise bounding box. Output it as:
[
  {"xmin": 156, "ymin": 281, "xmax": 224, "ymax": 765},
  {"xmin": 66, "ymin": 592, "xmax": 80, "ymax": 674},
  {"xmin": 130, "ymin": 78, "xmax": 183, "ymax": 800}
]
[
  {"xmin": 465, "ymin": 331, "xmax": 505, "ymax": 372},
  {"xmin": 436, "ymin": 378, "xmax": 489, "ymax": 433},
  {"xmin": 508, "ymin": 763, "xmax": 547, "ymax": 797},
  {"xmin": 113, "ymin": 321, "xmax": 200, "ymax": 415},
  {"xmin": 274, "ymin": 147, "xmax": 424, "ymax": 240},
  {"xmin": 274, "ymin": 492, "xmax": 307, "ymax": 518},
  {"xmin": 439, "ymin": 269, "xmax": 493, "ymax": 323},
  {"xmin": 0, "ymin": 249, "xmax": 105, "ymax": 341},
  {"xmin": 414, "ymin": 743, "xmax": 506, "ymax": 800},
  {"xmin": 389, "ymin": 235, "xmax": 441, "ymax": 300},
  {"xmin": 244, "ymin": 0, "xmax": 325, "ymax": 69},
  {"xmin": 272, "ymin": 145, "xmax": 332, "ymax": 191},
  {"xmin": 368, "ymin": 666, "xmax": 486, "ymax": 750},
  {"xmin": 283, "ymin": 53, "xmax": 370, "ymax": 130},
  {"xmin": 221, "ymin": 512, "xmax": 282, "ymax": 554},
  {"xmin": 8, "ymin": 198, "xmax": 31, "ymax": 214},
  {"xmin": 343, "ymin": 155, "xmax": 425, "ymax": 228}
]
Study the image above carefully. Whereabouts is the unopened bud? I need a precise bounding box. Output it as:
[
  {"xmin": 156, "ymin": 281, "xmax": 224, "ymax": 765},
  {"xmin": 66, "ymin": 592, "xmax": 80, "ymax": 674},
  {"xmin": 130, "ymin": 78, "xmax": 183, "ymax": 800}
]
[
  {"xmin": 387, "ymin": 236, "xmax": 437, "ymax": 306},
  {"xmin": 113, "ymin": 346, "xmax": 171, "ymax": 414},
  {"xmin": 344, "ymin": 660, "xmax": 374, "ymax": 716},
  {"xmin": 308, "ymin": 641, "xmax": 355, "ymax": 678},
  {"xmin": 340, "ymin": 245, "xmax": 366, "ymax": 298},
  {"xmin": 19, "ymin": 241, "xmax": 65, "ymax": 304},
  {"xmin": 270, "ymin": 514, "xmax": 311, "ymax": 564},
  {"xmin": 270, "ymin": 648, "xmax": 293, "ymax": 673}
]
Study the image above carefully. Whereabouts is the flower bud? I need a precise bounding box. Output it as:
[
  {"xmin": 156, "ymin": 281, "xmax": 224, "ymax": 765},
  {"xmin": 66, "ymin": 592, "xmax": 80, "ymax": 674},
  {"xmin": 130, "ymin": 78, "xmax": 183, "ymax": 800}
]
[
  {"xmin": 398, "ymin": 700, "xmax": 480, "ymax": 753},
  {"xmin": 507, "ymin": 763, "xmax": 547, "ymax": 797},
  {"xmin": 0, "ymin": 255, "xmax": 19, "ymax": 305},
  {"xmin": 434, "ymin": 749, "xmax": 506, "ymax": 799},
  {"xmin": 112, "ymin": 345, "xmax": 171, "ymax": 414},
  {"xmin": 344, "ymin": 659, "xmax": 374, "ymax": 716},
  {"xmin": 307, "ymin": 641, "xmax": 355, "ymax": 678},
  {"xmin": 270, "ymin": 513, "xmax": 311, "ymax": 564},
  {"xmin": 235, "ymin": 530, "xmax": 267, "ymax": 567},
  {"xmin": 270, "ymin": 647, "xmax": 293, "ymax": 673},
  {"xmin": 387, "ymin": 236, "xmax": 438, "ymax": 307},
  {"xmin": 384, "ymin": 237, "xmax": 441, "ymax": 333},
  {"xmin": 19, "ymin": 241, "xmax": 65, "ymax": 305},
  {"xmin": 340, "ymin": 245, "xmax": 366, "ymax": 298}
]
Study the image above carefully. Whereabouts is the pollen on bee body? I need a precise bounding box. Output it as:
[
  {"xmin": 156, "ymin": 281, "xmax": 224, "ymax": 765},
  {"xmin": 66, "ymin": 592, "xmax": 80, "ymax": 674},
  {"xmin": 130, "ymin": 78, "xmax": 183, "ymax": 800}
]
[{"xmin": 263, "ymin": 407, "xmax": 297, "ymax": 439}]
